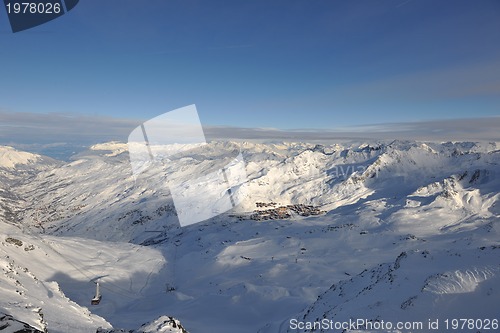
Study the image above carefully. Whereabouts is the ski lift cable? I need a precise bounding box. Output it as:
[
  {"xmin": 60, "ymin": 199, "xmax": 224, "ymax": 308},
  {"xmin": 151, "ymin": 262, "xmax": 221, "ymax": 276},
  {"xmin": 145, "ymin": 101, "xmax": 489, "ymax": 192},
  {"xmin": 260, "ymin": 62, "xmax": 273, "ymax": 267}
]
[
  {"xmin": 21, "ymin": 222, "xmax": 140, "ymax": 300},
  {"xmin": 38, "ymin": 236, "xmax": 139, "ymax": 298},
  {"xmin": 166, "ymin": 242, "xmax": 178, "ymax": 292},
  {"xmin": 43, "ymin": 237, "xmax": 139, "ymax": 299}
]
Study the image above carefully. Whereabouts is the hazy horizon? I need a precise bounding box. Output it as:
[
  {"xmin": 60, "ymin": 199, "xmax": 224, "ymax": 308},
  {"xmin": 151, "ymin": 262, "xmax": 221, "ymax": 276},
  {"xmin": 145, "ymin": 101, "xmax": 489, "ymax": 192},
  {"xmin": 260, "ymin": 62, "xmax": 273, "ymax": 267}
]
[{"xmin": 1, "ymin": 111, "xmax": 498, "ymax": 160}]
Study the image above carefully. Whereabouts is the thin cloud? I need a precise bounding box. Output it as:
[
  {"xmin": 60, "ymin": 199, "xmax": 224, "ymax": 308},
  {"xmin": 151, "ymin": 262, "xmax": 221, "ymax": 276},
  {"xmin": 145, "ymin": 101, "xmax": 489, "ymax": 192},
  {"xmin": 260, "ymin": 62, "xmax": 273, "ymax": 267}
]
[
  {"xmin": 395, "ymin": 0, "xmax": 413, "ymax": 8},
  {"xmin": 0, "ymin": 111, "xmax": 140, "ymax": 145},
  {"xmin": 0, "ymin": 112, "xmax": 498, "ymax": 149},
  {"xmin": 205, "ymin": 117, "xmax": 500, "ymax": 142},
  {"xmin": 331, "ymin": 60, "xmax": 500, "ymax": 102}
]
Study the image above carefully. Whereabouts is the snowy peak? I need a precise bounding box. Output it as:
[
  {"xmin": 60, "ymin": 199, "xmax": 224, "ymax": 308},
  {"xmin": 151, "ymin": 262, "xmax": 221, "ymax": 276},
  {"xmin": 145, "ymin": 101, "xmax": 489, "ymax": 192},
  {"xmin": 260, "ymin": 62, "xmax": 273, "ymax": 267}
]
[
  {"xmin": 90, "ymin": 142, "xmax": 129, "ymax": 157},
  {"xmin": 0, "ymin": 146, "xmax": 42, "ymax": 169},
  {"xmin": 0, "ymin": 146, "xmax": 58, "ymax": 170},
  {"xmin": 98, "ymin": 316, "xmax": 190, "ymax": 333}
]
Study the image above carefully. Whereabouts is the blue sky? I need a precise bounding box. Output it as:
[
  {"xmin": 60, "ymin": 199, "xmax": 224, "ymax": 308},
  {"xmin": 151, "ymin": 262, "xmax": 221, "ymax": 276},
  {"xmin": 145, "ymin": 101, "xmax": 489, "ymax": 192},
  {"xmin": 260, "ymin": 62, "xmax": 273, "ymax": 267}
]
[{"xmin": 1, "ymin": 0, "xmax": 499, "ymax": 133}]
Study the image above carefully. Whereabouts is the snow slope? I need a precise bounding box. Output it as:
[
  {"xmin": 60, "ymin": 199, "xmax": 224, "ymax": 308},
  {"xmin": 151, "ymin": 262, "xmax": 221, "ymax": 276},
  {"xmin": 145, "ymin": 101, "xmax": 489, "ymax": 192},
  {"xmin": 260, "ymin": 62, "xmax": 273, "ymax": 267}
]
[
  {"xmin": 97, "ymin": 316, "xmax": 189, "ymax": 333},
  {"xmin": 0, "ymin": 146, "xmax": 42, "ymax": 170},
  {"xmin": 0, "ymin": 218, "xmax": 173, "ymax": 332},
  {"xmin": 0, "ymin": 141, "xmax": 498, "ymax": 333},
  {"xmin": 285, "ymin": 246, "xmax": 500, "ymax": 333},
  {"xmin": 0, "ymin": 312, "xmax": 45, "ymax": 332}
]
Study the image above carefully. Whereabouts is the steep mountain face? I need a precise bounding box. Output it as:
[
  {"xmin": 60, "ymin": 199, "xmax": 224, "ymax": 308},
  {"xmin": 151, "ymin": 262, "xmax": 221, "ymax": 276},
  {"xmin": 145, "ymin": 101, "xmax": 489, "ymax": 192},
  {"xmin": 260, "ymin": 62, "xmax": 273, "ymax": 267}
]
[
  {"xmin": 286, "ymin": 246, "xmax": 500, "ymax": 333},
  {"xmin": 0, "ymin": 146, "xmax": 60, "ymax": 230},
  {"xmin": 0, "ymin": 141, "xmax": 498, "ymax": 333}
]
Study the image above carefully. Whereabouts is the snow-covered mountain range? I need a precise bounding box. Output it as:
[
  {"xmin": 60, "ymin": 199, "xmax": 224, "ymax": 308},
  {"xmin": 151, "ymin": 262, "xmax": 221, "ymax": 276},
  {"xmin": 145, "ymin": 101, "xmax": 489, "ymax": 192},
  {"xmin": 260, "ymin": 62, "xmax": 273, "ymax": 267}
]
[{"xmin": 0, "ymin": 140, "xmax": 498, "ymax": 333}]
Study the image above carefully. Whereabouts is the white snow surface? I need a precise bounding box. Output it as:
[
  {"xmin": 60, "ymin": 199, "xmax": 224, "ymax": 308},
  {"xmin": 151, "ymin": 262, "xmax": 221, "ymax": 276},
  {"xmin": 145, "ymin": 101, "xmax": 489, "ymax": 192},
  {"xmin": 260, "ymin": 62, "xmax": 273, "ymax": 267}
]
[
  {"xmin": 0, "ymin": 141, "xmax": 498, "ymax": 333},
  {"xmin": 0, "ymin": 146, "xmax": 41, "ymax": 169}
]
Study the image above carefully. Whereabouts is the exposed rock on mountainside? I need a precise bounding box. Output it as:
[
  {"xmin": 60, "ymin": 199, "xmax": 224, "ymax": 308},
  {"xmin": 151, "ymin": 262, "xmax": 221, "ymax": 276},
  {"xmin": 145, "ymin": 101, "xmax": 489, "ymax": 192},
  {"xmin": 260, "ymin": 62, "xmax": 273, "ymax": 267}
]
[
  {"xmin": 0, "ymin": 313, "xmax": 45, "ymax": 333},
  {"xmin": 96, "ymin": 316, "xmax": 189, "ymax": 333}
]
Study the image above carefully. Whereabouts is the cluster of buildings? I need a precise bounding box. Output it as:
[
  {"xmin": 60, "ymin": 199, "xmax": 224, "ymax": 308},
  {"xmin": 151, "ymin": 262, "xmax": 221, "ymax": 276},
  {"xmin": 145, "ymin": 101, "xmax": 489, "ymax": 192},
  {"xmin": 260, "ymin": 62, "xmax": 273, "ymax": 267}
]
[{"xmin": 247, "ymin": 203, "xmax": 325, "ymax": 221}]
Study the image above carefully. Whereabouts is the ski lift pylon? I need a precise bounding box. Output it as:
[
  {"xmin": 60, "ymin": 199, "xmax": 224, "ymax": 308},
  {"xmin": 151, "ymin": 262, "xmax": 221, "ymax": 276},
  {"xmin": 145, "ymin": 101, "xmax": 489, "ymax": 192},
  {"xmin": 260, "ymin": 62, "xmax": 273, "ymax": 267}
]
[{"xmin": 91, "ymin": 282, "xmax": 102, "ymax": 305}]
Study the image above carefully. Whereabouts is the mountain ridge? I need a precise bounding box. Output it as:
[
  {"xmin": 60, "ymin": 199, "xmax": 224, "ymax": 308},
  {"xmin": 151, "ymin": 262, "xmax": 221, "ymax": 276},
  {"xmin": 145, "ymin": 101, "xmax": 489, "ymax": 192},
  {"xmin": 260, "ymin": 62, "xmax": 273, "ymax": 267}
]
[{"xmin": 0, "ymin": 140, "xmax": 498, "ymax": 333}]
